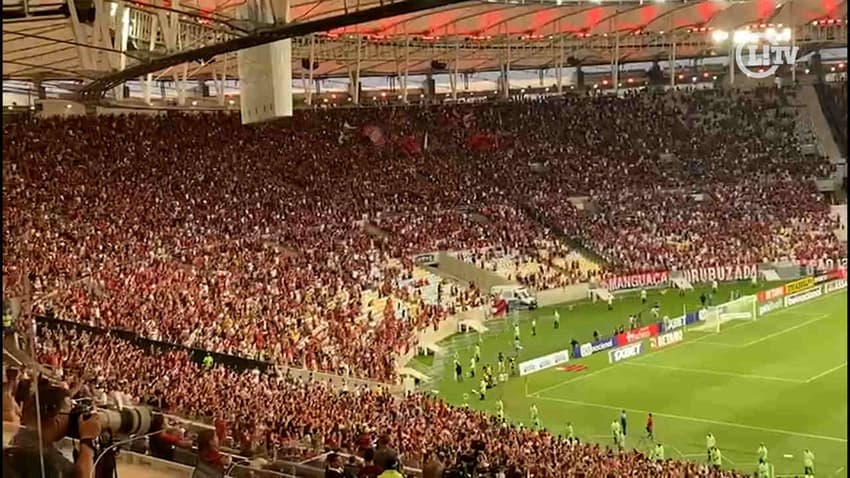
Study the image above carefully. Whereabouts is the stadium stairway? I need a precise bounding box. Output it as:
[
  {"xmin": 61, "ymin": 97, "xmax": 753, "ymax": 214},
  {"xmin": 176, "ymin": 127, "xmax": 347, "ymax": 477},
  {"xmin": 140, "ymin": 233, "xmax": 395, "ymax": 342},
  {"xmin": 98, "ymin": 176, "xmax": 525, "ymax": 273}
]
[
  {"xmin": 831, "ymin": 205, "xmax": 848, "ymax": 242},
  {"xmin": 800, "ymin": 85, "xmax": 845, "ymax": 163},
  {"xmin": 517, "ymin": 201, "xmax": 611, "ymax": 268}
]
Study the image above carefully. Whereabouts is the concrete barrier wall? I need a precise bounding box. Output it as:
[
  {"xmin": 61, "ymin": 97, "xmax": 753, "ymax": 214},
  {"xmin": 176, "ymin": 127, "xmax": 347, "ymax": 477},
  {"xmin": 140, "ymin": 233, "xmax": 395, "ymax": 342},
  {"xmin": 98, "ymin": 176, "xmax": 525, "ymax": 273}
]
[
  {"xmin": 435, "ymin": 251, "xmax": 513, "ymax": 291},
  {"xmin": 536, "ymin": 283, "xmax": 591, "ymax": 307}
]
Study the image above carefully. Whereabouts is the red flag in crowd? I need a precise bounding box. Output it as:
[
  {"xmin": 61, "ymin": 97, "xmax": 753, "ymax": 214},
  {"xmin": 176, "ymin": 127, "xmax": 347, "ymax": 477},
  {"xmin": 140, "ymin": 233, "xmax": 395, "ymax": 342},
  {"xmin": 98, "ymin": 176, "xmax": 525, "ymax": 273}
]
[
  {"xmin": 362, "ymin": 125, "xmax": 386, "ymax": 147},
  {"xmin": 397, "ymin": 135, "xmax": 422, "ymax": 157},
  {"xmin": 467, "ymin": 132, "xmax": 497, "ymax": 152}
]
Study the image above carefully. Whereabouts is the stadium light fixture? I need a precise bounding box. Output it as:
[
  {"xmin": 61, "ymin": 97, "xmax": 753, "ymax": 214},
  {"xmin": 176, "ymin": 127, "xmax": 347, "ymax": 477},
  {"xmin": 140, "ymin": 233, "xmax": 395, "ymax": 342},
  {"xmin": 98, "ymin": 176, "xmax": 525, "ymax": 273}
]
[
  {"xmin": 65, "ymin": 104, "xmax": 72, "ymax": 109},
  {"xmin": 228, "ymin": 99, "xmax": 235, "ymax": 105},
  {"xmin": 712, "ymin": 75, "xmax": 718, "ymax": 80},
  {"xmin": 711, "ymin": 29, "xmax": 729, "ymax": 43},
  {"xmin": 805, "ymin": 69, "xmax": 810, "ymax": 74},
  {"xmin": 733, "ymin": 29, "xmax": 753, "ymax": 45}
]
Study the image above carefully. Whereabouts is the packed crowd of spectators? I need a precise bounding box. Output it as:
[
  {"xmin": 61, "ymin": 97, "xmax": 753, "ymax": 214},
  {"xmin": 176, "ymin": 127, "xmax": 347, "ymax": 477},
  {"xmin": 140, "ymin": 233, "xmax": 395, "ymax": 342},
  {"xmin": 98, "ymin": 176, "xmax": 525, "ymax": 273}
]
[
  {"xmin": 4, "ymin": 88, "xmax": 842, "ymax": 380},
  {"xmin": 33, "ymin": 326, "xmax": 750, "ymax": 478},
  {"xmin": 5, "ymin": 85, "xmax": 842, "ymax": 477}
]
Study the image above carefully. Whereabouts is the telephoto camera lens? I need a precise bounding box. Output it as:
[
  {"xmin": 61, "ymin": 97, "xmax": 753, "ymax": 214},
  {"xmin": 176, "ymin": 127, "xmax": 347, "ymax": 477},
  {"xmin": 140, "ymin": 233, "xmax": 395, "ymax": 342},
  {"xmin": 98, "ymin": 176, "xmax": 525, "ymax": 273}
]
[{"xmin": 98, "ymin": 406, "xmax": 165, "ymax": 436}]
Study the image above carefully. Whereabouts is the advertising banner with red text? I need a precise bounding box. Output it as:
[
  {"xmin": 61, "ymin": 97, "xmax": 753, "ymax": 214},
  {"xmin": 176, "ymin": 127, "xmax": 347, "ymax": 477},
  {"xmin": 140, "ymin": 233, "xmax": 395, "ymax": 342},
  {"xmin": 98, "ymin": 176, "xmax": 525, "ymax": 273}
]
[
  {"xmin": 602, "ymin": 271, "xmax": 669, "ymax": 292},
  {"xmin": 615, "ymin": 323, "xmax": 660, "ymax": 347},
  {"xmin": 677, "ymin": 264, "xmax": 758, "ymax": 284},
  {"xmin": 756, "ymin": 286, "xmax": 785, "ymax": 303},
  {"xmin": 797, "ymin": 257, "xmax": 848, "ymax": 273}
]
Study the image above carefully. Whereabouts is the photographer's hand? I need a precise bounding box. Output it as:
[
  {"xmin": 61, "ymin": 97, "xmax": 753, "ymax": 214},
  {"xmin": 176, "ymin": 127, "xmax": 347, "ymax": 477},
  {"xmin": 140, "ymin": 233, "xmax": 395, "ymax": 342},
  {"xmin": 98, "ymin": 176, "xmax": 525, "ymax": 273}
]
[{"xmin": 75, "ymin": 413, "xmax": 101, "ymax": 478}]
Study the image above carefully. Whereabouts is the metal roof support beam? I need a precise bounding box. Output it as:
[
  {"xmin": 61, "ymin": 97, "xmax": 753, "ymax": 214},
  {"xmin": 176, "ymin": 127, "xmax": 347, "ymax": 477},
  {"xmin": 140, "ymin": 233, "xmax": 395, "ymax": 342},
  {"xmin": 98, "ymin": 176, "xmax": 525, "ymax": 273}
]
[
  {"xmin": 450, "ymin": 40, "xmax": 459, "ymax": 100},
  {"xmin": 402, "ymin": 32, "xmax": 410, "ymax": 103},
  {"xmin": 307, "ymin": 35, "xmax": 316, "ymax": 105},
  {"xmin": 555, "ymin": 26, "xmax": 563, "ymax": 93},
  {"xmin": 66, "ymin": 0, "xmax": 95, "ymax": 71},
  {"xmin": 78, "ymin": 0, "xmax": 471, "ymax": 100},
  {"xmin": 668, "ymin": 15, "xmax": 675, "ymax": 88}
]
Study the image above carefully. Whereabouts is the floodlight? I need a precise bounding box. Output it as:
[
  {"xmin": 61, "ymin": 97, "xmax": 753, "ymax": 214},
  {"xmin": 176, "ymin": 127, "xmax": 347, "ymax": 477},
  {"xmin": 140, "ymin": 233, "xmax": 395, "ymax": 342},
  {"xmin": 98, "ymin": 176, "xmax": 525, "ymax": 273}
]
[
  {"xmin": 733, "ymin": 29, "xmax": 753, "ymax": 45},
  {"xmin": 711, "ymin": 30, "xmax": 729, "ymax": 43}
]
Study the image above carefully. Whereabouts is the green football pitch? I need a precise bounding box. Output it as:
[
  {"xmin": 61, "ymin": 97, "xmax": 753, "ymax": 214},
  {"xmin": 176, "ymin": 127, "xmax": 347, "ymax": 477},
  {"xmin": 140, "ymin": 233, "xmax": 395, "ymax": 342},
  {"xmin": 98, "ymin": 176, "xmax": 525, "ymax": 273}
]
[{"xmin": 412, "ymin": 283, "xmax": 848, "ymax": 477}]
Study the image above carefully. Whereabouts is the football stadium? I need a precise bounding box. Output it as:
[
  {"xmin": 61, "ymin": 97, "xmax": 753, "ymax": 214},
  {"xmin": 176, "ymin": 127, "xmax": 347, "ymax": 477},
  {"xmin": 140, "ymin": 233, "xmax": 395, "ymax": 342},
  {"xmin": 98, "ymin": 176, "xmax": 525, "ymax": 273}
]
[{"xmin": 1, "ymin": 0, "xmax": 848, "ymax": 476}]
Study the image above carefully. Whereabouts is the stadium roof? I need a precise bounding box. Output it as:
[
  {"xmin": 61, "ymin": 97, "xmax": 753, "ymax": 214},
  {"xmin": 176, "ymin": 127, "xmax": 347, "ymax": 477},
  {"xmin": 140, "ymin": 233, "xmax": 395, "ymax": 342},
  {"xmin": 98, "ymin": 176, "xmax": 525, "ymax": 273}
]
[{"xmin": 2, "ymin": 0, "xmax": 847, "ymax": 93}]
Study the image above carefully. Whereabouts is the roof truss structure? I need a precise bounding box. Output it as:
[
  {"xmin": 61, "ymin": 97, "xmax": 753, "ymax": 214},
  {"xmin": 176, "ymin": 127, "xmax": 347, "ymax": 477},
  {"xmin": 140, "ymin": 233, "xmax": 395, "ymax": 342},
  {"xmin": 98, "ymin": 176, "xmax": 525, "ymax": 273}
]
[{"xmin": 3, "ymin": 0, "xmax": 847, "ymax": 101}]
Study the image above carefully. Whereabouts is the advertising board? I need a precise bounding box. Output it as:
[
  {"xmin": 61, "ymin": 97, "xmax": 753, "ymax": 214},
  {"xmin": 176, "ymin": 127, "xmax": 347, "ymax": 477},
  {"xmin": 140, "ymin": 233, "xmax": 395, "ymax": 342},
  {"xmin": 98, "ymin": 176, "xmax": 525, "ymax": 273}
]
[
  {"xmin": 649, "ymin": 330, "xmax": 684, "ymax": 349},
  {"xmin": 784, "ymin": 286, "xmax": 823, "ymax": 307},
  {"xmin": 663, "ymin": 316, "xmax": 686, "ymax": 332},
  {"xmin": 519, "ymin": 350, "xmax": 570, "ymax": 376},
  {"xmin": 608, "ymin": 341, "xmax": 646, "ymax": 363},
  {"xmin": 757, "ymin": 298, "xmax": 784, "ymax": 316},
  {"xmin": 824, "ymin": 279, "xmax": 848, "ymax": 293},
  {"xmin": 756, "ymin": 286, "xmax": 784, "ymax": 303},
  {"xmin": 784, "ymin": 277, "xmax": 815, "ymax": 296},
  {"xmin": 615, "ymin": 323, "xmax": 659, "ymax": 347}
]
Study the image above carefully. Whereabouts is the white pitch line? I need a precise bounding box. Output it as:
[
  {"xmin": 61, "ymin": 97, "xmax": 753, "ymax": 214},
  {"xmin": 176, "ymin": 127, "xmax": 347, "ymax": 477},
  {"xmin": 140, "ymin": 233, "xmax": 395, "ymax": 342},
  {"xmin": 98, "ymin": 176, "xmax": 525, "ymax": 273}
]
[
  {"xmin": 806, "ymin": 362, "xmax": 848, "ymax": 383},
  {"xmin": 526, "ymin": 290, "xmax": 843, "ymax": 398},
  {"xmin": 737, "ymin": 314, "xmax": 828, "ymax": 347},
  {"xmin": 622, "ymin": 362, "xmax": 805, "ymax": 384},
  {"xmin": 533, "ymin": 395, "xmax": 848, "ymax": 443},
  {"xmin": 835, "ymin": 466, "xmax": 845, "ymax": 476},
  {"xmin": 528, "ymin": 364, "xmax": 619, "ymax": 397},
  {"xmin": 669, "ymin": 446, "xmax": 687, "ymax": 458}
]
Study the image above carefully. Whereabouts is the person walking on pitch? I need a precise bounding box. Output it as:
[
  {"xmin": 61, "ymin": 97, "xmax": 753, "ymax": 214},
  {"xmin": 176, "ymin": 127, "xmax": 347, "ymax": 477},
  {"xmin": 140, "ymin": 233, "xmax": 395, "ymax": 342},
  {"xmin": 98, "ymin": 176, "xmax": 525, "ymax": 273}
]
[
  {"xmin": 757, "ymin": 458, "xmax": 770, "ymax": 478},
  {"xmin": 640, "ymin": 289, "xmax": 647, "ymax": 304},
  {"xmin": 531, "ymin": 318, "xmax": 537, "ymax": 336},
  {"xmin": 496, "ymin": 399, "xmax": 504, "ymax": 421},
  {"xmin": 757, "ymin": 443, "xmax": 768, "ymax": 463},
  {"xmin": 469, "ymin": 356, "xmax": 477, "ymax": 378},
  {"xmin": 553, "ymin": 310, "xmax": 560, "ymax": 329},
  {"xmin": 566, "ymin": 422, "xmax": 574, "ymax": 441},
  {"xmin": 530, "ymin": 403, "xmax": 539, "ymax": 428},
  {"xmin": 478, "ymin": 379, "xmax": 487, "ymax": 400},
  {"xmin": 474, "ymin": 344, "xmax": 481, "ymax": 363},
  {"xmin": 619, "ymin": 410, "xmax": 627, "ymax": 436},
  {"xmin": 803, "ymin": 449, "xmax": 815, "ymax": 476},
  {"xmin": 513, "ymin": 324, "xmax": 520, "ymax": 341},
  {"xmin": 611, "ymin": 420, "xmax": 622, "ymax": 447},
  {"xmin": 497, "ymin": 352, "xmax": 506, "ymax": 373},
  {"xmin": 454, "ymin": 359, "xmax": 463, "ymax": 382},
  {"xmin": 710, "ymin": 447, "xmax": 722, "ymax": 470},
  {"xmin": 652, "ymin": 443, "xmax": 664, "ymax": 462},
  {"xmin": 706, "ymin": 433, "xmax": 716, "ymax": 461}
]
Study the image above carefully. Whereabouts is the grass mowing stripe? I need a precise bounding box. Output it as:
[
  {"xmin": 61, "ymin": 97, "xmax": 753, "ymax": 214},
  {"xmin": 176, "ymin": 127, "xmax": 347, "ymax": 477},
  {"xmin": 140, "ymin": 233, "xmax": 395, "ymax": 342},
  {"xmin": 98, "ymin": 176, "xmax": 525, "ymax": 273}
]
[
  {"xmin": 805, "ymin": 362, "xmax": 848, "ymax": 383},
  {"xmin": 531, "ymin": 395, "xmax": 848, "ymax": 443},
  {"xmin": 736, "ymin": 314, "xmax": 828, "ymax": 347},
  {"xmin": 620, "ymin": 362, "xmax": 805, "ymax": 383}
]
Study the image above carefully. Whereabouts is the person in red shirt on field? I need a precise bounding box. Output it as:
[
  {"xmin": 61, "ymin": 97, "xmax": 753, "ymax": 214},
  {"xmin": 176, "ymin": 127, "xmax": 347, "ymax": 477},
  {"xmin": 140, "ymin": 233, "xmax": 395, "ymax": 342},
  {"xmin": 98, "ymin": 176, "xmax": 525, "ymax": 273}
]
[{"xmin": 646, "ymin": 413, "xmax": 654, "ymax": 442}]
